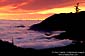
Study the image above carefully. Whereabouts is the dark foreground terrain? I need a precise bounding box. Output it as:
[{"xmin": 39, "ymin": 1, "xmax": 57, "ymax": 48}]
[{"xmin": 30, "ymin": 11, "xmax": 85, "ymax": 41}]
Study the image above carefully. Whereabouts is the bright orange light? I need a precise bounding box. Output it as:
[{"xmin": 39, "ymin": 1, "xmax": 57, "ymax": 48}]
[
  {"xmin": 0, "ymin": 3, "xmax": 85, "ymax": 20},
  {"xmin": 0, "ymin": 13, "xmax": 52, "ymax": 20}
]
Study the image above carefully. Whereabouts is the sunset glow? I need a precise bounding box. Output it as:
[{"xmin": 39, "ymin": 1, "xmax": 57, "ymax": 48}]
[{"xmin": 0, "ymin": 0, "xmax": 85, "ymax": 20}]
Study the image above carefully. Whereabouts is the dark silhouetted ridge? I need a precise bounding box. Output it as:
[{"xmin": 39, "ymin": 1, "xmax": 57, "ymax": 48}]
[{"xmin": 29, "ymin": 11, "xmax": 85, "ymax": 41}]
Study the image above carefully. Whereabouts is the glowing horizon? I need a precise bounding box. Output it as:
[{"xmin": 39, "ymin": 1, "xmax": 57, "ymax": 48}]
[{"xmin": 0, "ymin": 0, "xmax": 85, "ymax": 20}]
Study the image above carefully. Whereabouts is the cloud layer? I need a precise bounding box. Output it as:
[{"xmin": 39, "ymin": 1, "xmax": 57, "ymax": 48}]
[
  {"xmin": 14, "ymin": 30, "xmax": 72, "ymax": 49},
  {"xmin": 17, "ymin": 39, "xmax": 72, "ymax": 49},
  {"xmin": 0, "ymin": 0, "xmax": 83, "ymax": 11}
]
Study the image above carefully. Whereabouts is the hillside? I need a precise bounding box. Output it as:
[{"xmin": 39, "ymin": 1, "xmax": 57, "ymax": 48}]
[{"xmin": 29, "ymin": 11, "xmax": 85, "ymax": 41}]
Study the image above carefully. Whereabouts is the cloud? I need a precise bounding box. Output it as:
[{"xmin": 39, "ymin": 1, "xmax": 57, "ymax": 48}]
[
  {"xmin": 14, "ymin": 31, "xmax": 72, "ymax": 49},
  {"xmin": 15, "ymin": 0, "xmax": 73, "ymax": 10},
  {"xmin": 18, "ymin": 39, "xmax": 72, "ymax": 49},
  {"xmin": 0, "ymin": 21, "xmax": 72, "ymax": 49},
  {"xmin": 0, "ymin": 0, "xmax": 85, "ymax": 13},
  {"xmin": 0, "ymin": 0, "xmax": 76, "ymax": 10},
  {"xmin": 0, "ymin": 0, "xmax": 25, "ymax": 6}
]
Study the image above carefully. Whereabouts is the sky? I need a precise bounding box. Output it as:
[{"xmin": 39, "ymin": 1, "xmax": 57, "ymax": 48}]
[{"xmin": 0, "ymin": 0, "xmax": 85, "ymax": 20}]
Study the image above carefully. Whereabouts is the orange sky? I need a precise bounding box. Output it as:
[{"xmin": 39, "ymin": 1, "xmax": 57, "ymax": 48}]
[{"xmin": 0, "ymin": 0, "xmax": 85, "ymax": 20}]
